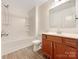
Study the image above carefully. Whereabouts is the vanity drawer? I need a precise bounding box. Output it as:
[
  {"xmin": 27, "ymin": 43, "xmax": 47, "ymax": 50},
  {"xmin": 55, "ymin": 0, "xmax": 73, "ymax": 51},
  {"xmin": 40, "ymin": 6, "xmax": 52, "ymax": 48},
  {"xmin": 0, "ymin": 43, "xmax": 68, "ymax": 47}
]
[
  {"xmin": 47, "ymin": 35, "xmax": 62, "ymax": 43},
  {"xmin": 63, "ymin": 38, "xmax": 78, "ymax": 48}
]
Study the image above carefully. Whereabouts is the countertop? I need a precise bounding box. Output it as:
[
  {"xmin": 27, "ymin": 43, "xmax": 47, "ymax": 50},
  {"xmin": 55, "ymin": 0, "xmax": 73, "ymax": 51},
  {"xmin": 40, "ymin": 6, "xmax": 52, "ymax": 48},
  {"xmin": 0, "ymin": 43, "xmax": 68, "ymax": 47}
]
[{"xmin": 42, "ymin": 32, "xmax": 78, "ymax": 39}]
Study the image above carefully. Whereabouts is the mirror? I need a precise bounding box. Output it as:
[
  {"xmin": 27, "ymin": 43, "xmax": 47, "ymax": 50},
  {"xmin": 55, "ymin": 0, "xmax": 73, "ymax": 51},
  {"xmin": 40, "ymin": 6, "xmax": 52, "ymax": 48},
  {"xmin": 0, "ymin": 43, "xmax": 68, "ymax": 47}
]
[{"xmin": 49, "ymin": 0, "xmax": 77, "ymax": 28}]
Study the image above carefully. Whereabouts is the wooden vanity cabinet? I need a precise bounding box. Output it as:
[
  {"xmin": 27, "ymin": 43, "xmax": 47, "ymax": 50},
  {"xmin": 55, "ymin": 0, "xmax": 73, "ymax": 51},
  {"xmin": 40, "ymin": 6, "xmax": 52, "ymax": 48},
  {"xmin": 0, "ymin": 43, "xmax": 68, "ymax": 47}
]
[
  {"xmin": 42, "ymin": 39, "xmax": 53, "ymax": 59},
  {"xmin": 42, "ymin": 34, "xmax": 54, "ymax": 59},
  {"xmin": 54, "ymin": 42, "xmax": 67, "ymax": 59},
  {"xmin": 65, "ymin": 45, "xmax": 77, "ymax": 59},
  {"xmin": 42, "ymin": 34, "xmax": 78, "ymax": 59},
  {"xmin": 63, "ymin": 37, "xmax": 78, "ymax": 59},
  {"xmin": 63, "ymin": 38, "xmax": 78, "ymax": 48}
]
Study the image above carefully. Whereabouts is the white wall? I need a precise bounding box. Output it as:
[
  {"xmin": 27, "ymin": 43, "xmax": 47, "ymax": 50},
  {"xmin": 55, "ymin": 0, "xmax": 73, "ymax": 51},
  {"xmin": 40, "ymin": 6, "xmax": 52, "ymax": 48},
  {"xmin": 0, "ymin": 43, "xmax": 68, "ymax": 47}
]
[{"xmin": 38, "ymin": 1, "xmax": 51, "ymax": 34}]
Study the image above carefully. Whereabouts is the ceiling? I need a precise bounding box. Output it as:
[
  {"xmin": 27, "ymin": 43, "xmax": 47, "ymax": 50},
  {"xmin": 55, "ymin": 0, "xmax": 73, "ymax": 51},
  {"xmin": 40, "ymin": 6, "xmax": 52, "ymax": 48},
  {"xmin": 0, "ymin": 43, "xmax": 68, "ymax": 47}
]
[{"xmin": 2, "ymin": 0, "xmax": 49, "ymax": 16}]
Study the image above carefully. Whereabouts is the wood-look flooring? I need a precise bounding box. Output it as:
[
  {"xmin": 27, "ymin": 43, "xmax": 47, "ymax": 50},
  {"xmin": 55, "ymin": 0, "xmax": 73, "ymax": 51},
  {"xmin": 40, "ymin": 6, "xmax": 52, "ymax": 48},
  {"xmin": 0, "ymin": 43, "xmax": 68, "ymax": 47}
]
[{"xmin": 2, "ymin": 46, "xmax": 46, "ymax": 59}]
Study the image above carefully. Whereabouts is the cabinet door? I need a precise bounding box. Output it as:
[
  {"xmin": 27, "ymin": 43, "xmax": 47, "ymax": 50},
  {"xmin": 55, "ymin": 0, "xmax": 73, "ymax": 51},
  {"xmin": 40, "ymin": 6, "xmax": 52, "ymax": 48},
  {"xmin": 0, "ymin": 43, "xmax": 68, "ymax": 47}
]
[
  {"xmin": 42, "ymin": 39, "xmax": 53, "ymax": 58},
  {"xmin": 54, "ymin": 43, "xmax": 67, "ymax": 59},
  {"xmin": 65, "ymin": 46, "xmax": 77, "ymax": 59}
]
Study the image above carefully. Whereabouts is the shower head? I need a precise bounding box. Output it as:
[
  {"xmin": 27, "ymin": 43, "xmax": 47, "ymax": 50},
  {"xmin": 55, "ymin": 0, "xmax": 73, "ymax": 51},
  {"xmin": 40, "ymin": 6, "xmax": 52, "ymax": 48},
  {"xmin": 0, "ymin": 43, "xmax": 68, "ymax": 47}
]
[
  {"xmin": 3, "ymin": 3, "xmax": 9, "ymax": 8},
  {"xmin": 2, "ymin": 2, "xmax": 9, "ymax": 8}
]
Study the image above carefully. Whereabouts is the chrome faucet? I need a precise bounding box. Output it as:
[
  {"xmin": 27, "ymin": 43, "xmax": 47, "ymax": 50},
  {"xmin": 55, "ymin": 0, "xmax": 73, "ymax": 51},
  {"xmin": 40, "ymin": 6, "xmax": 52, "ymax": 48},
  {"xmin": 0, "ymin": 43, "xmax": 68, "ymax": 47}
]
[
  {"xmin": 57, "ymin": 27, "xmax": 62, "ymax": 34},
  {"xmin": 1, "ymin": 32, "xmax": 8, "ymax": 37}
]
